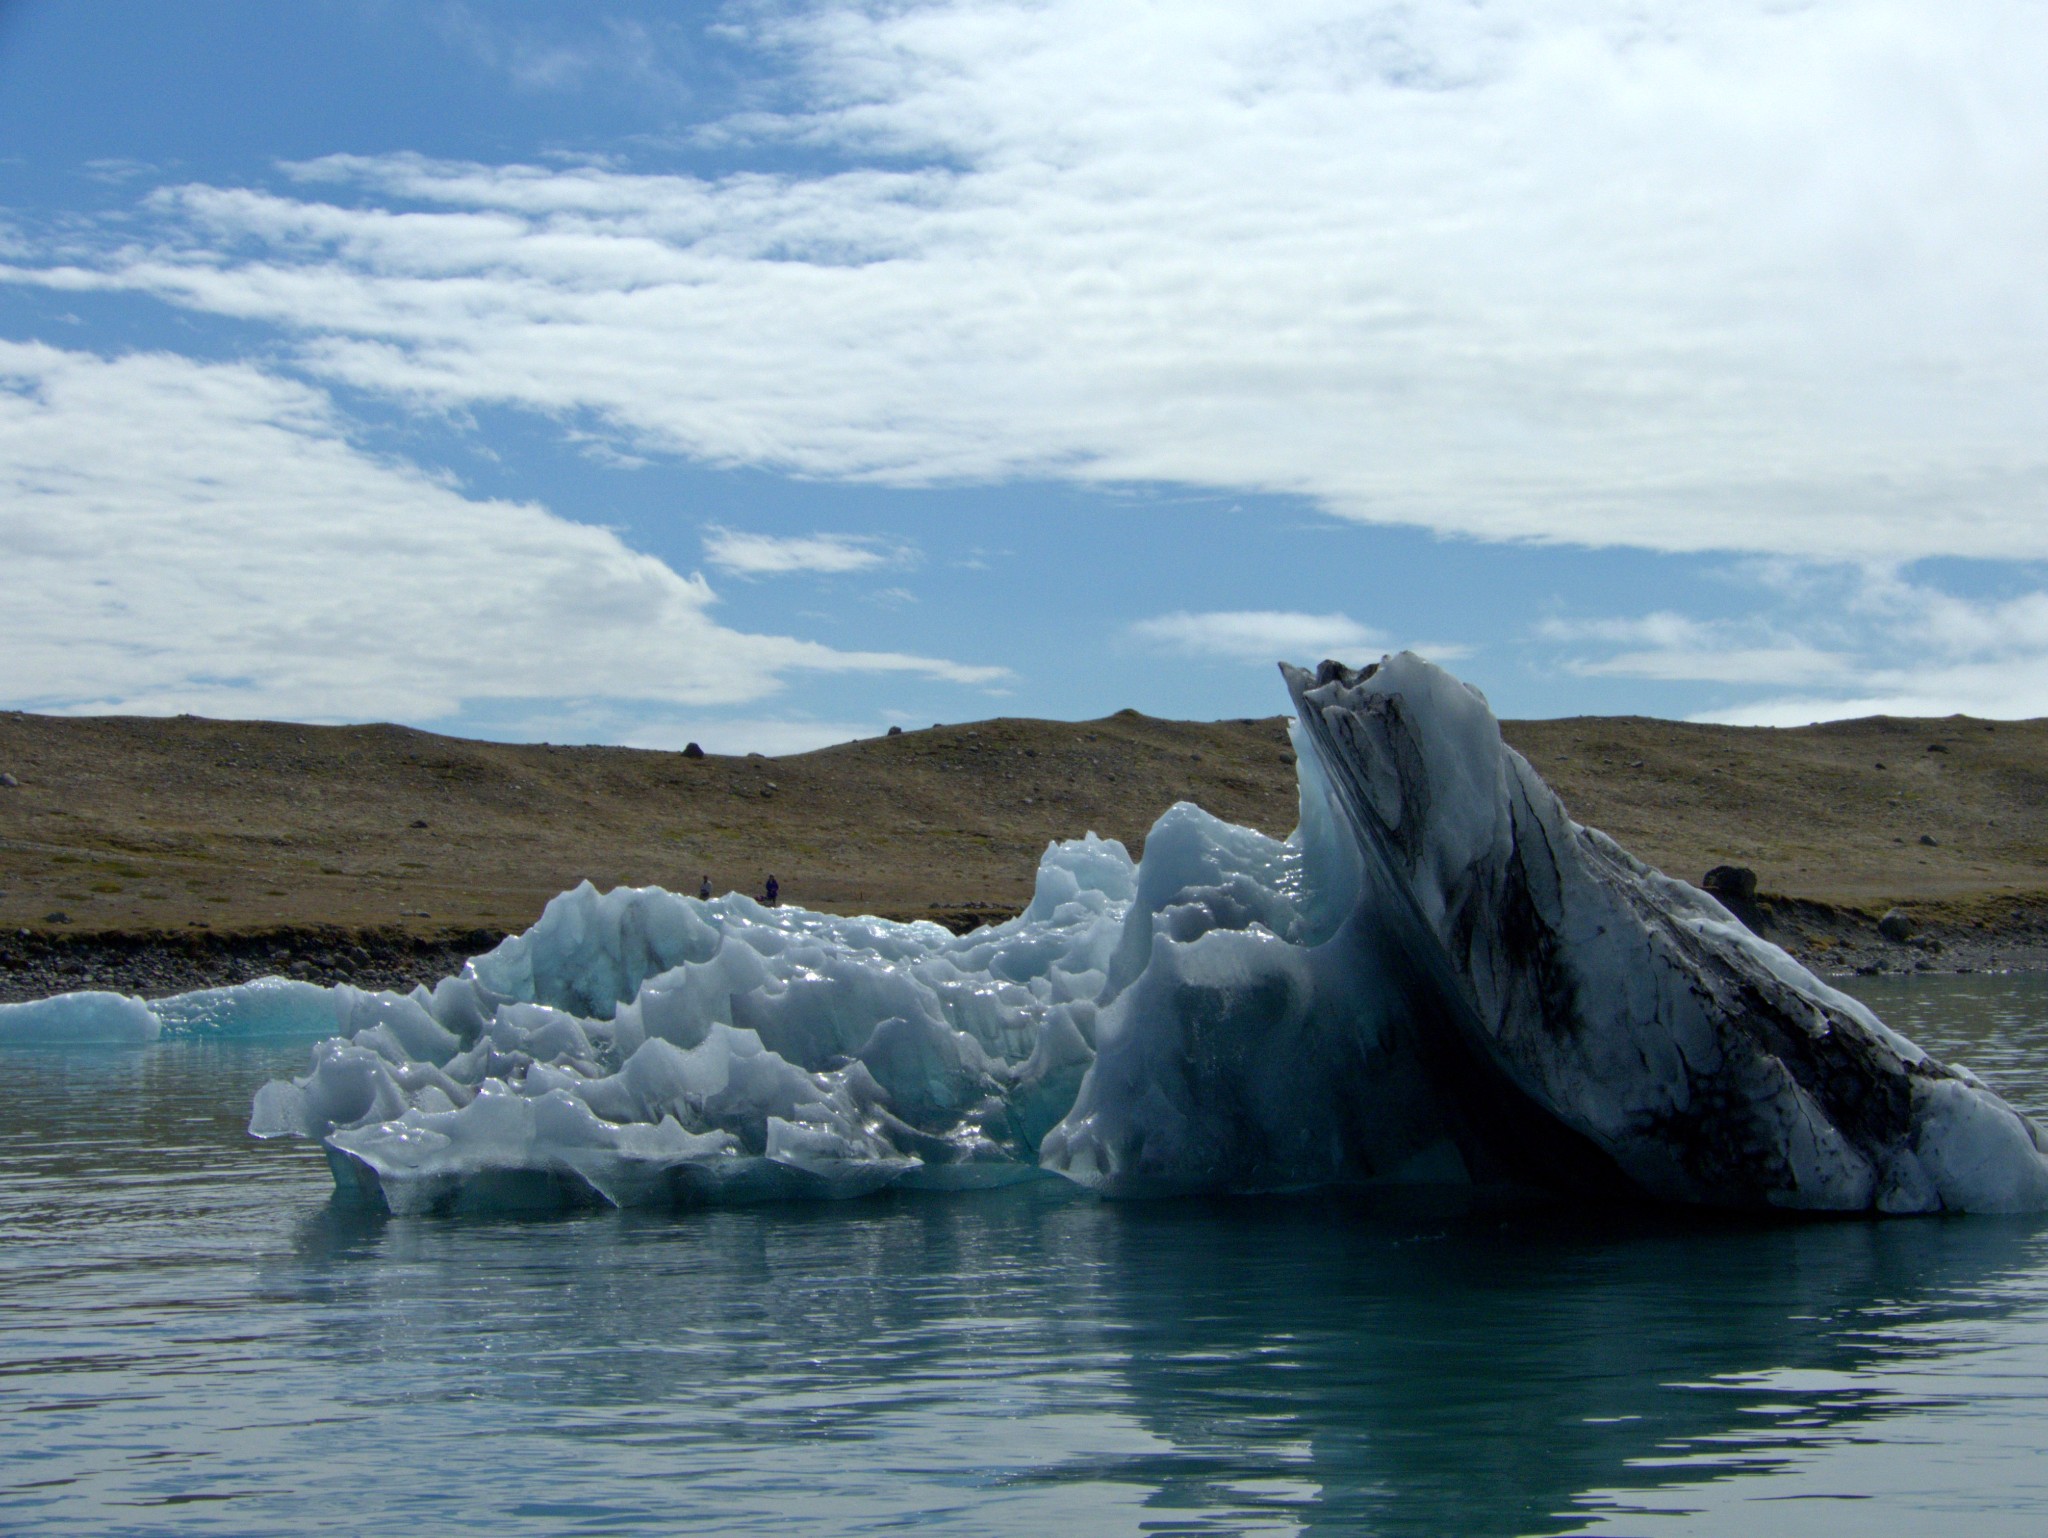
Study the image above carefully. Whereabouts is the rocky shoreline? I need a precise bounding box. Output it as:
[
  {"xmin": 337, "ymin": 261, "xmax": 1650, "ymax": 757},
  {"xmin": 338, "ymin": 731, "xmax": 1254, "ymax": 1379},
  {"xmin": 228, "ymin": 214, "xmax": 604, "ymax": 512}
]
[
  {"xmin": 0, "ymin": 925, "xmax": 504, "ymax": 1005},
  {"xmin": 5, "ymin": 892, "xmax": 2047, "ymax": 1007},
  {"xmin": 1722, "ymin": 892, "xmax": 2048, "ymax": 980}
]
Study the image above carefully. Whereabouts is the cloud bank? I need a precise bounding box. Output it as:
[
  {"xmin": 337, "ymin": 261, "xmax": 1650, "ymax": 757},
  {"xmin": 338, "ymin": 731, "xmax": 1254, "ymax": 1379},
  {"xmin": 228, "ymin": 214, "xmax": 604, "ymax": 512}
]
[
  {"xmin": 0, "ymin": 341, "xmax": 1001, "ymax": 723},
  {"xmin": 1129, "ymin": 610, "xmax": 1383, "ymax": 666},
  {"xmin": 8, "ymin": 0, "xmax": 2046, "ymax": 562},
  {"xmin": 1543, "ymin": 574, "xmax": 2048, "ymax": 724},
  {"xmin": 702, "ymin": 527, "xmax": 913, "ymax": 576}
]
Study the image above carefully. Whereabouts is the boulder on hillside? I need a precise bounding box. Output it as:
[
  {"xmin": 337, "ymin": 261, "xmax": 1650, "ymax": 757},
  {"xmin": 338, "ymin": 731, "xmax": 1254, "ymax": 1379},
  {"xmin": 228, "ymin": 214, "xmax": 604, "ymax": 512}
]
[{"xmin": 1702, "ymin": 865, "xmax": 1758, "ymax": 904}]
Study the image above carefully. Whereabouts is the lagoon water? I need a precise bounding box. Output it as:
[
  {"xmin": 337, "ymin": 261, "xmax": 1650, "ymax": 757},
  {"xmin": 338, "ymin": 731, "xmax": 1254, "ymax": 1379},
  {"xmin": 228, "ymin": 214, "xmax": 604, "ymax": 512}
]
[{"xmin": 6, "ymin": 973, "xmax": 2048, "ymax": 1536}]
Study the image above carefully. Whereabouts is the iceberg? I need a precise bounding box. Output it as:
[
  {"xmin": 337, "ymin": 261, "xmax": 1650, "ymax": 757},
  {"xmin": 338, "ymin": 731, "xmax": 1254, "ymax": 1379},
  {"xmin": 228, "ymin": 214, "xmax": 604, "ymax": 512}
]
[
  {"xmin": 8, "ymin": 653, "xmax": 2045, "ymax": 1215},
  {"xmin": 1276, "ymin": 654, "xmax": 2048, "ymax": 1214},
  {"xmin": 0, "ymin": 988, "xmax": 162, "ymax": 1046},
  {"xmin": 239, "ymin": 847, "xmax": 1151, "ymax": 1212}
]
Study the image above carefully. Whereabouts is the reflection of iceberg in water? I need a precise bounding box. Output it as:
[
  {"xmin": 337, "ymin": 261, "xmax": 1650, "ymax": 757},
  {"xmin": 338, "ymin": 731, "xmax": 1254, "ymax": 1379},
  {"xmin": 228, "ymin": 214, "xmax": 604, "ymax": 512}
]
[
  {"xmin": 261, "ymin": 1185, "xmax": 2048, "ymax": 1538},
  {"xmin": 1078, "ymin": 1199, "xmax": 2047, "ymax": 1536},
  {"xmin": 6, "ymin": 653, "xmax": 2046, "ymax": 1214}
]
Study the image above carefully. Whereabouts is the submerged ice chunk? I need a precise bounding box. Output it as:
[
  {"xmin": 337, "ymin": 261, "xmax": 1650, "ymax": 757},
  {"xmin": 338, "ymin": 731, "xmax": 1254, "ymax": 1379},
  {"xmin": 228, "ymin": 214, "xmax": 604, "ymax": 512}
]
[
  {"xmin": 0, "ymin": 989, "xmax": 161, "ymax": 1046},
  {"xmin": 0, "ymin": 974, "xmax": 355, "ymax": 1047},
  {"xmin": 152, "ymin": 978, "xmax": 349, "ymax": 1041}
]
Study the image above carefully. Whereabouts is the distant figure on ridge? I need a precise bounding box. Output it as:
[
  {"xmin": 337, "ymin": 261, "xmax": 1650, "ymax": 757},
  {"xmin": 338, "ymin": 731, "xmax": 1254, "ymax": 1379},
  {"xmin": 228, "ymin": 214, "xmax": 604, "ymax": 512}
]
[
  {"xmin": 698, "ymin": 874, "xmax": 712, "ymax": 901},
  {"xmin": 763, "ymin": 873, "xmax": 780, "ymax": 907}
]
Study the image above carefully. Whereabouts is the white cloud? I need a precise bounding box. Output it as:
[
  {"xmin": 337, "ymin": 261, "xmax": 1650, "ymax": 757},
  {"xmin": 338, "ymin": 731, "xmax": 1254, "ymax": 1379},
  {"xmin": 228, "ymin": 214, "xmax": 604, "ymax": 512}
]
[
  {"xmin": 0, "ymin": 341, "xmax": 1005, "ymax": 724},
  {"xmin": 1536, "ymin": 613, "xmax": 1712, "ymax": 650},
  {"xmin": 701, "ymin": 526, "xmax": 912, "ymax": 576},
  {"xmin": 1876, "ymin": 585, "xmax": 2048, "ymax": 659},
  {"xmin": 1129, "ymin": 610, "xmax": 1384, "ymax": 665},
  {"xmin": 1539, "ymin": 613, "xmax": 1857, "ymax": 686},
  {"xmin": 1698, "ymin": 655, "xmax": 2048, "ymax": 725},
  {"xmin": 82, "ymin": 157, "xmax": 156, "ymax": 184},
  {"xmin": 1577, "ymin": 645, "xmax": 1857, "ymax": 687},
  {"xmin": 430, "ymin": 5, "xmax": 688, "ymax": 98},
  {"xmin": 1545, "ymin": 572, "xmax": 2048, "ymax": 721},
  {"xmin": 8, "ymin": 2, "xmax": 2048, "ymax": 560}
]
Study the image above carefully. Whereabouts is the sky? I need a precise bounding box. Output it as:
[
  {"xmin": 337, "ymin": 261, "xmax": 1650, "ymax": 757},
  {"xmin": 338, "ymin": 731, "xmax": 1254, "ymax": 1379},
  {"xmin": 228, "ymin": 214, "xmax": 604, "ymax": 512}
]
[{"xmin": 2, "ymin": 1, "xmax": 2045, "ymax": 753}]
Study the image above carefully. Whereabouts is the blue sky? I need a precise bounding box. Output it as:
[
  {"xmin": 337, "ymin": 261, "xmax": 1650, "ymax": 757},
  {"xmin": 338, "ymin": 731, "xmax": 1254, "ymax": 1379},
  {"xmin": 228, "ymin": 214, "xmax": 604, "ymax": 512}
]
[{"xmin": 3, "ymin": 1, "xmax": 2046, "ymax": 751}]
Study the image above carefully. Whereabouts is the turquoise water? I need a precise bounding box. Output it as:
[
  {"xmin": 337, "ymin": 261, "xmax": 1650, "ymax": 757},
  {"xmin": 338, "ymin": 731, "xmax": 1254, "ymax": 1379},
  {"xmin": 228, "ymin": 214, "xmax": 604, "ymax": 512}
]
[{"xmin": 5, "ymin": 974, "xmax": 2048, "ymax": 1536}]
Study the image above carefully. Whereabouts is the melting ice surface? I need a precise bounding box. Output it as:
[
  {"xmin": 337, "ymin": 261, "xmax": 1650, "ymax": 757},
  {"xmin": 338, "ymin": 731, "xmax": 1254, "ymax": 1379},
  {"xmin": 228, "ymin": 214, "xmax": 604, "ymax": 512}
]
[
  {"xmin": 7, "ymin": 652, "xmax": 2048, "ymax": 1216},
  {"xmin": 256, "ymin": 766, "xmax": 1375, "ymax": 1215}
]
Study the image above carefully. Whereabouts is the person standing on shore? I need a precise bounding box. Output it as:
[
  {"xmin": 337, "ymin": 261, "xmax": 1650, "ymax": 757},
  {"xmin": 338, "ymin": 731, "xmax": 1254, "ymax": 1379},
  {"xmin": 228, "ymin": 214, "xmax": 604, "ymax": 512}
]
[
  {"xmin": 698, "ymin": 874, "xmax": 712, "ymax": 901},
  {"xmin": 764, "ymin": 874, "xmax": 779, "ymax": 907}
]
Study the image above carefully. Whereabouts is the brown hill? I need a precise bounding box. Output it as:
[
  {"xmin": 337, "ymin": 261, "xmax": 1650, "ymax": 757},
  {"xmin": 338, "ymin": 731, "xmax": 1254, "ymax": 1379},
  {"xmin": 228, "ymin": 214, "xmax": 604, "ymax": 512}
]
[{"xmin": 2, "ymin": 706, "xmax": 2045, "ymax": 946}]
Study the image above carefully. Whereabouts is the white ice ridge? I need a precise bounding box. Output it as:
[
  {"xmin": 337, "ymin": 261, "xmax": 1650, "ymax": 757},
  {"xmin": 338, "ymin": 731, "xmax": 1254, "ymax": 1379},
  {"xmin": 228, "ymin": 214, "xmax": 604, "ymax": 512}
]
[{"xmin": 6, "ymin": 652, "xmax": 2045, "ymax": 1215}]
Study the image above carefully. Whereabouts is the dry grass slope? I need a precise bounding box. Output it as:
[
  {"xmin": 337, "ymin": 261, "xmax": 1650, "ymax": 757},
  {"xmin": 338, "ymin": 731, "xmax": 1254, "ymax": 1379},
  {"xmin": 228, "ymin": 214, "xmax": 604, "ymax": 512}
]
[{"xmin": 2, "ymin": 706, "xmax": 2044, "ymax": 942}]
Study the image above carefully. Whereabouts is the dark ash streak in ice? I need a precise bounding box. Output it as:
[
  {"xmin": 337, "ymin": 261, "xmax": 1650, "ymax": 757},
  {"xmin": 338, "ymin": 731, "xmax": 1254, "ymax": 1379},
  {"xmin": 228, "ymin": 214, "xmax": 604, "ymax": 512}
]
[{"xmin": 1282, "ymin": 653, "xmax": 2048, "ymax": 1213}]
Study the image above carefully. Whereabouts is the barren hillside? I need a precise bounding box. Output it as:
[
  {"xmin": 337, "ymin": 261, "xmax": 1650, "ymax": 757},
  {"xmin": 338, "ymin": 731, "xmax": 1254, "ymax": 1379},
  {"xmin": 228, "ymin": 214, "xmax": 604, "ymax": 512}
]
[{"xmin": 2, "ymin": 706, "xmax": 2044, "ymax": 945}]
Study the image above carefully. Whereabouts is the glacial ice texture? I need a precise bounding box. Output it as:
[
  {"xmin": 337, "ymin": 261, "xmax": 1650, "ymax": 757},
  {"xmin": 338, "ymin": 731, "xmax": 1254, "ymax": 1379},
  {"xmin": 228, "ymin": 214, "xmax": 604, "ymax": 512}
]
[
  {"xmin": 1281, "ymin": 652, "xmax": 2048, "ymax": 1214},
  {"xmin": 8, "ymin": 653, "xmax": 2046, "ymax": 1216}
]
